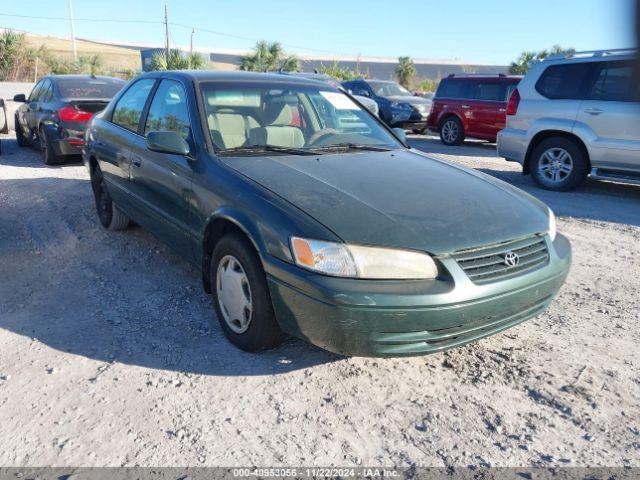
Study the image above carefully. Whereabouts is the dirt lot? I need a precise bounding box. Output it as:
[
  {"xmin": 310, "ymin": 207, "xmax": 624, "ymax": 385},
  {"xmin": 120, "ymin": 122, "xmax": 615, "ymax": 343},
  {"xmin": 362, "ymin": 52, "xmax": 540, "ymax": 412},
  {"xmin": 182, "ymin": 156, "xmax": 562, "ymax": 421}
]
[{"xmin": 0, "ymin": 134, "xmax": 639, "ymax": 467}]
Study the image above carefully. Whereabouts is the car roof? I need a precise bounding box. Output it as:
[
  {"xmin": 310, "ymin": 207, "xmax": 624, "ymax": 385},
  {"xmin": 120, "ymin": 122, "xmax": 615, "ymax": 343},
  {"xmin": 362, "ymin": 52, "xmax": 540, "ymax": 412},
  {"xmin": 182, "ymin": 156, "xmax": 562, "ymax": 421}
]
[
  {"xmin": 44, "ymin": 74, "xmax": 125, "ymax": 82},
  {"xmin": 443, "ymin": 75, "xmax": 521, "ymax": 81},
  {"xmin": 138, "ymin": 70, "xmax": 328, "ymax": 87}
]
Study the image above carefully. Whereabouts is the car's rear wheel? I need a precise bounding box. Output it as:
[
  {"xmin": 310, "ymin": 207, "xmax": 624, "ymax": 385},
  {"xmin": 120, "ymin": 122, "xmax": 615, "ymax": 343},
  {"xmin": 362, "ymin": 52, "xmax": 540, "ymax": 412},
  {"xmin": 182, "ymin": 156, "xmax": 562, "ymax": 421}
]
[
  {"xmin": 530, "ymin": 137, "xmax": 588, "ymax": 191},
  {"xmin": 210, "ymin": 232, "xmax": 285, "ymax": 352},
  {"xmin": 440, "ymin": 117, "xmax": 464, "ymax": 146},
  {"xmin": 15, "ymin": 117, "xmax": 28, "ymax": 147},
  {"xmin": 412, "ymin": 128, "xmax": 427, "ymax": 135},
  {"xmin": 91, "ymin": 166, "xmax": 130, "ymax": 230},
  {"xmin": 39, "ymin": 126, "xmax": 60, "ymax": 165}
]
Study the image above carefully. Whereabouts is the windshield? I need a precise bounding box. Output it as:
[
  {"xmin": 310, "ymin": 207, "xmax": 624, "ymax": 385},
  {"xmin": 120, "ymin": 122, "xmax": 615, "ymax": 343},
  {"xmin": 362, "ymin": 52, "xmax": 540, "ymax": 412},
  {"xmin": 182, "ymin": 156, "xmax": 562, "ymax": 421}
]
[
  {"xmin": 200, "ymin": 82, "xmax": 402, "ymax": 155},
  {"xmin": 57, "ymin": 78, "xmax": 125, "ymax": 99},
  {"xmin": 367, "ymin": 81, "xmax": 412, "ymax": 97}
]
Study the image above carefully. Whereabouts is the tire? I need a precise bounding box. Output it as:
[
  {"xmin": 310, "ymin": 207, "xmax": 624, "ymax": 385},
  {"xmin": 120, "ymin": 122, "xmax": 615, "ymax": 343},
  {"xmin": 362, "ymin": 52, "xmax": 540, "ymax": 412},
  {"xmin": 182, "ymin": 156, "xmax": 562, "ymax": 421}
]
[
  {"xmin": 412, "ymin": 128, "xmax": 427, "ymax": 135},
  {"xmin": 39, "ymin": 126, "xmax": 60, "ymax": 165},
  {"xmin": 530, "ymin": 137, "xmax": 588, "ymax": 191},
  {"xmin": 440, "ymin": 117, "xmax": 464, "ymax": 146},
  {"xmin": 90, "ymin": 166, "xmax": 130, "ymax": 230},
  {"xmin": 210, "ymin": 232, "xmax": 285, "ymax": 352},
  {"xmin": 15, "ymin": 117, "xmax": 28, "ymax": 147}
]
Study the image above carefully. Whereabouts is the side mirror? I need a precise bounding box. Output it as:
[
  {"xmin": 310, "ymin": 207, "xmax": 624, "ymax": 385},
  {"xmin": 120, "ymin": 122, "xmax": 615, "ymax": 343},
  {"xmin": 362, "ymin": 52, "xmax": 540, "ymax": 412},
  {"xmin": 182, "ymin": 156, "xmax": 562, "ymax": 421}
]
[
  {"xmin": 13, "ymin": 94, "xmax": 26, "ymax": 102},
  {"xmin": 392, "ymin": 127, "xmax": 407, "ymax": 144},
  {"xmin": 146, "ymin": 131, "xmax": 191, "ymax": 156},
  {"xmin": 359, "ymin": 90, "xmax": 370, "ymax": 97}
]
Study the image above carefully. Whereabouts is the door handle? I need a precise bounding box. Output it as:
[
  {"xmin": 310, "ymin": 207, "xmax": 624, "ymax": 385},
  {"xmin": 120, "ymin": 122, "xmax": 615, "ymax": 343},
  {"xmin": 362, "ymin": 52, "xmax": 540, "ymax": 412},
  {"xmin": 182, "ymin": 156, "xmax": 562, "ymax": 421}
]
[
  {"xmin": 132, "ymin": 155, "xmax": 142, "ymax": 167},
  {"xmin": 584, "ymin": 108, "xmax": 603, "ymax": 116}
]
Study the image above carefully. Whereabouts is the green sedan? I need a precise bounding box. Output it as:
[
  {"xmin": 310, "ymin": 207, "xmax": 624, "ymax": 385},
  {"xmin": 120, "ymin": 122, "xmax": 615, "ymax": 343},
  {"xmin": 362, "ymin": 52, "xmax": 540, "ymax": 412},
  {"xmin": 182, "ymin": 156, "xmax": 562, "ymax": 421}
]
[{"xmin": 83, "ymin": 71, "xmax": 571, "ymax": 357}]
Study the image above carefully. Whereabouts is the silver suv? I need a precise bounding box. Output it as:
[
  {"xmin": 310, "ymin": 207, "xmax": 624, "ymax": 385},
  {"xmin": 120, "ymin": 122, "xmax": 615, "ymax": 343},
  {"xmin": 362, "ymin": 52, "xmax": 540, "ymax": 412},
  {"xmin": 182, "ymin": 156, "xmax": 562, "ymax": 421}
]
[{"xmin": 497, "ymin": 49, "xmax": 639, "ymax": 190}]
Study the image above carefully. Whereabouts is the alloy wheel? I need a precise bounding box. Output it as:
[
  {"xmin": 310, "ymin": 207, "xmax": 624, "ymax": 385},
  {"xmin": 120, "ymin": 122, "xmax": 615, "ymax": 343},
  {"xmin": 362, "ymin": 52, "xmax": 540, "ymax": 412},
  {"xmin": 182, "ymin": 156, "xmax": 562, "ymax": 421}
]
[
  {"xmin": 216, "ymin": 255, "xmax": 253, "ymax": 334},
  {"xmin": 538, "ymin": 147, "xmax": 574, "ymax": 183},
  {"xmin": 442, "ymin": 120, "xmax": 459, "ymax": 144}
]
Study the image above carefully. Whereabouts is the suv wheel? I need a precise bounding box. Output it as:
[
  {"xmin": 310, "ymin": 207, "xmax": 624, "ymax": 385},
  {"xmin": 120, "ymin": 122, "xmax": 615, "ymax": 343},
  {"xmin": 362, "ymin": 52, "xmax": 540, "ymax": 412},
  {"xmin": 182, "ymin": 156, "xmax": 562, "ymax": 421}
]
[
  {"xmin": 440, "ymin": 117, "xmax": 464, "ymax": 146},
  {"xmin": 210, "ymin": 233, "xmax": 285, "ymax": 352},
  {"xmin": 530, "ymin": 137, "xmax": 588, "ymax": 191}
]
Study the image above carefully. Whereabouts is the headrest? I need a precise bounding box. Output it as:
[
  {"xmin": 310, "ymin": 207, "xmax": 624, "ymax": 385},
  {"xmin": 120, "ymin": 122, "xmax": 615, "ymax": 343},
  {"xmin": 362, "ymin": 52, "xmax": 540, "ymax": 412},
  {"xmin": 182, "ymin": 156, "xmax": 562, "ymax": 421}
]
[{"xmin": 263, "ymin": 95, "xmax": 298, "ymax": 126}]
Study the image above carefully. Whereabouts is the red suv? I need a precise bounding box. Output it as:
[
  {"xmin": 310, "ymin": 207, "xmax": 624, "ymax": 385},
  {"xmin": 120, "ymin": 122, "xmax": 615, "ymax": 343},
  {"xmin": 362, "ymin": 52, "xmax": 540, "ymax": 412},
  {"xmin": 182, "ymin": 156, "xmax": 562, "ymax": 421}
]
[{"xmin": 427, "ymin": 74, "xmax": 521, "ymax": 145}]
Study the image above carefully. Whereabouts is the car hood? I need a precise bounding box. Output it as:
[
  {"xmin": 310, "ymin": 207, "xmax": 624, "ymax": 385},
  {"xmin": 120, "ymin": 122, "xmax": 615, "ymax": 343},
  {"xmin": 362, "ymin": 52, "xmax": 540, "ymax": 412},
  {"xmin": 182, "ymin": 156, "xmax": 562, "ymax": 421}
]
[{"xmin": 222, "ymin": 150, "xmax": 550, "ymax": 254}]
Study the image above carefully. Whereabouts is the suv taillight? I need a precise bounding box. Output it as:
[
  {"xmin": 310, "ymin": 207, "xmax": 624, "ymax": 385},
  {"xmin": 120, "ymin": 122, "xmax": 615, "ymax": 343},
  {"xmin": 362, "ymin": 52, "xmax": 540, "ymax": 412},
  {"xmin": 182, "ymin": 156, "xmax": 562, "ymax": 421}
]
[
  {"xmin": 506, "ymin": 88, "xmax": 520, "ymax": 116},
  {"xmin": 58, "ymin": 105, "xmax": 93, "ymax": 122}
]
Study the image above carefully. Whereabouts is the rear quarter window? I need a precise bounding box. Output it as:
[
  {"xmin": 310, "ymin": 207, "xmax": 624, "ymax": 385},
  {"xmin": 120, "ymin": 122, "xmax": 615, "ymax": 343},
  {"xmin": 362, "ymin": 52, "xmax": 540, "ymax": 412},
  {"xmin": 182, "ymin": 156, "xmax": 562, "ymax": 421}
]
[
  {"xmin": 435, "ymin": 79, "xmax": 467, "ymax": 99},
  {"xmin": 535, "ymin": 63, "xmax": 594, "ymax": 100}
]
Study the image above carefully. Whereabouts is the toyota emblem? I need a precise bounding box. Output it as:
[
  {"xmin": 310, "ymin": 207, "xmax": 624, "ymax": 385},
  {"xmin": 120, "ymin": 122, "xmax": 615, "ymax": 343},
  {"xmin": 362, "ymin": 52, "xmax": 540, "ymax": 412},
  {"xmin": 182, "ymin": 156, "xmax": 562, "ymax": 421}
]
[{"xmin": 504, "ymin": 251, "xmax": 520, "ymax": 267}]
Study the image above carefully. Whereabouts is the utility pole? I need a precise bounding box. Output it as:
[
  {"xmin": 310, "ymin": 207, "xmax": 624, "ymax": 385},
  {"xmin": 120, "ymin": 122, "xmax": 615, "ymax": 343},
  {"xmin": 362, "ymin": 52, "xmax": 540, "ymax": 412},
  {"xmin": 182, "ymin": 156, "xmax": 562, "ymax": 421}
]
[
  {"xmin": 164, "ymin": 4, "xmax": 170, "ymax": 64},
  {"xmin": 189, "ymin": 28, "xmax": 195, "ymax": 68},
  {"xmin": 68, "ymin": 0, "xmax": 77, "ymax": 62}
]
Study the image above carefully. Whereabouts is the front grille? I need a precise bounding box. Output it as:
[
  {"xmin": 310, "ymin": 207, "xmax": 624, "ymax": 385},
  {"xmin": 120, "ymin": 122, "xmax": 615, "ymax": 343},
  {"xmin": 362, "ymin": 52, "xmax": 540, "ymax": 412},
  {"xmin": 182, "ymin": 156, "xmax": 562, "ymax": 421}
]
[{"xmin": 453, "ymin": 235, "xmax": 549, "ymax": 285}]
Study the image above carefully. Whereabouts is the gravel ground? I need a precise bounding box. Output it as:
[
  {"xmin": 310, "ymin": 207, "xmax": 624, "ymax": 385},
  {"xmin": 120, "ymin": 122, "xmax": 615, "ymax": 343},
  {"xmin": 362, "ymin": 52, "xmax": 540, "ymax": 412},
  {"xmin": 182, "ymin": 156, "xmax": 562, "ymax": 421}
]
[{"xmin": 0, "ymin": 133, "xmax": 639, "ymax": 467}]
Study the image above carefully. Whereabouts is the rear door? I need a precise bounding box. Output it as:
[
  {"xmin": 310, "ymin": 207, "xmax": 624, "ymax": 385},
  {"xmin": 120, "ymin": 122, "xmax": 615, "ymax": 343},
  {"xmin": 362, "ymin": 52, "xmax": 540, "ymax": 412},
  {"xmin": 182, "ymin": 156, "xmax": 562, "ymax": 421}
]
[
  {"xmin": 432, "ymin": 78, "xmax": 469, "ymax": 130},
  {"xmin": 129, "ymin": 78, "xmax": 197, "ymax": 259},
  {"xmin": 99, "ymin": 78, "xmax": 156, "ymax": 208},
  {"xmin": 575, "ymin": 60, "xmax": 640, "ymax": 171},
  {"xmin": 466, "ymin": 79, "xmax": 504, "ymax": 139}
]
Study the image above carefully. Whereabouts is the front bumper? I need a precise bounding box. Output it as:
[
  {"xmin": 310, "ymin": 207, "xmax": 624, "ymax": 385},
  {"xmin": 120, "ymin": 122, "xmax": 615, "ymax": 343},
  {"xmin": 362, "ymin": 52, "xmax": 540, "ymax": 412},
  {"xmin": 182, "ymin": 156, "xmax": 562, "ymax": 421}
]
[
  {"xmin": 497, "ymin": 128, "xmax": 529, "ymax": 165},
  {"xmin": 264, "ymin": 234, "xmax": 571, "ymax": 357}
]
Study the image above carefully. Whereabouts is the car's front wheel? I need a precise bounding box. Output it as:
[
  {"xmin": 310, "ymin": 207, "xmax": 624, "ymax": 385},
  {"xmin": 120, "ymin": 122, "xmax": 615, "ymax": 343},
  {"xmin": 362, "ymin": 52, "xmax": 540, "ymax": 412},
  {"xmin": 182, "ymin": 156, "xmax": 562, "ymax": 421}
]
[
  {"xmin": 530, "ymin": 137, "xmax": 588, "ymax": 191},
  {"xmin": 210, "ymin": 232, "xmax": 285, "ymax": 352},
  {"xmin": 440, "ymin": 117, "xmax": 464, "ymax": 146},
  {"xmin": 91, "ymin": 166, "xmax": 130, "ymax": 230}
]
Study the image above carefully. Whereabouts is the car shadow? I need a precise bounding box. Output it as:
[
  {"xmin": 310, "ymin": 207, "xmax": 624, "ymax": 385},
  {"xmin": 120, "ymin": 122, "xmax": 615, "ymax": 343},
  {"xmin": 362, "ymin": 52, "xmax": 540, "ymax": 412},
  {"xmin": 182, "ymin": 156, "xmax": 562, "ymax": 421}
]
[
  {"xmin": 409, "ymin": 134, "xmax": 499, "ymax": 158},
  {"xmin": 0, "ymin": 176, "xmax": 340, "ymax": 376},
  {"xmin": 0, "ymin": 137, "xmax": 83, "ymax": 168}
]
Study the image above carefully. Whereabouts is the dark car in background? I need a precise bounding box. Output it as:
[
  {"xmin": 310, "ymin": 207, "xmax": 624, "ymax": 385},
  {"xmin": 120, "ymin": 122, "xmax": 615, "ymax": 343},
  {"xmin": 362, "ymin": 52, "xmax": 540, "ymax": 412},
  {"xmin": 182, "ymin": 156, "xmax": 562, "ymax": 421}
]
[
  {"xmin": 13, "ymin": 74, "xmax": 125, "ymax": 164},
  {"xmin": 427, "ymin": 74, "xmax": 521, "ymax": 146},
  {"xmin": 342, "ymin": 79, "xmax": 432, "ymax": 133},
  {"xmin": 82, "ymin": 70, "xmax": 570, "ymax": 357}
]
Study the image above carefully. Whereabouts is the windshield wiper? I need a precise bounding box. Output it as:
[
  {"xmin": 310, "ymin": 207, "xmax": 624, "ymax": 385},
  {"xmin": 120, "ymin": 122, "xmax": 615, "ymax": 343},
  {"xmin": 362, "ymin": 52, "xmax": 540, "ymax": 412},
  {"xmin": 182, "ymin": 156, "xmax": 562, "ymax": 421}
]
[
  {"xmin": 217, "ymin": 144, "xmax": 316, "ymax": 156},
  {"xmin": 309, "ymin": 143, "xmax": 394, "ymax": 152}
]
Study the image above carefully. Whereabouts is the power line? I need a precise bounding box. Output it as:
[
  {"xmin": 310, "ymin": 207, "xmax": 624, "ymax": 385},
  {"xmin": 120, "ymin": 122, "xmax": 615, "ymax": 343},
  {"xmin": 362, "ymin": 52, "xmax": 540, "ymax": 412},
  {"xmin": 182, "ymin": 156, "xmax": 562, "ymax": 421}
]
[{"xmin": 0, "ymin": 11, "xmax": 354, "ymax": 56}]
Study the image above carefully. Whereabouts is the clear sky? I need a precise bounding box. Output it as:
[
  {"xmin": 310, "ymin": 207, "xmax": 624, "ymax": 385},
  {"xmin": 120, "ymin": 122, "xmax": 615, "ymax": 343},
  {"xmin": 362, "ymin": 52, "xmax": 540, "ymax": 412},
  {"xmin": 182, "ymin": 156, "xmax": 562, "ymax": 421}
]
[{"xmin": 0, "ymin": 0, "xmax": 635, "ymax": 64}]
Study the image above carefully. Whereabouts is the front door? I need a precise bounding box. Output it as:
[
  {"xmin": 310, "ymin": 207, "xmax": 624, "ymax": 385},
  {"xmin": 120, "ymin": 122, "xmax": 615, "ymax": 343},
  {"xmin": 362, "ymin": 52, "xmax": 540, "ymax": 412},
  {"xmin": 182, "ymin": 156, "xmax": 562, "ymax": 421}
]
[
  {"xmin": 129, "ymin": 78, "xmax": 197, "ymax": 261},
  {"xmin": 575, "ymin": 60, "xmax": 640, "ymax": 171}
]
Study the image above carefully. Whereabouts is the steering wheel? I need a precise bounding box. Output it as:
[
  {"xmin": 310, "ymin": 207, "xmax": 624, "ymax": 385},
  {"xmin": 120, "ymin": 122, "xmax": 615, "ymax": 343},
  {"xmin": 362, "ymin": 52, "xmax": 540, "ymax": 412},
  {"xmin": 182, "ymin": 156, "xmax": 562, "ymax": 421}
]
[{"xmin": 308, "ymin": 128, "xmax": 340, "ymax": 146}]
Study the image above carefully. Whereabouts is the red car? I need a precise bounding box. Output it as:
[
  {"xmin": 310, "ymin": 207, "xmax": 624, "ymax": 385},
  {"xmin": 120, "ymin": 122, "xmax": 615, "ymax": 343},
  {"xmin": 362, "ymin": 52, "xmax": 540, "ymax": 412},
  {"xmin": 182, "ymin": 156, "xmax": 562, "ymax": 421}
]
[{"xmin": 427, "ymin": 74, "xmax": 521, "ymax": 145}]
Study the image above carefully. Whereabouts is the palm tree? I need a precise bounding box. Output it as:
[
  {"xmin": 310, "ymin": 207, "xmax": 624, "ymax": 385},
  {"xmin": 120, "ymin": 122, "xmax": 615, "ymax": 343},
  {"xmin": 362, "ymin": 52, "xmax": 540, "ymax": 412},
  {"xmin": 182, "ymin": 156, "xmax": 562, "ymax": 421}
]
[
  {"xmin": 395, "ymin": 56, "xmax": 416, "ymax": 89},
  {"xmin": 240, "ymin": 41, "xmax": 299, "ymax": 72},
  {"xmin": 509, "ymin": 46, "xmax": 575, "ymax": 74},
  {"xmin": 149, "ymin": 49, "xmax": 206, "ymax": 71}
]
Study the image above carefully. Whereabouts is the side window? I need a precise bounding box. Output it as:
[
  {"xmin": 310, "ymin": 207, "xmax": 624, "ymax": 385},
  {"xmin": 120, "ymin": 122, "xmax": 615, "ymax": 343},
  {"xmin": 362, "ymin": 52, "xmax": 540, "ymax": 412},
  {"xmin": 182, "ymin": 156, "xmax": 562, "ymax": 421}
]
[
  {"xmin": 436, "ymin": 79, "xmax": 466, "ymax": 99},
  {"xmin": 144, "ymin": 79, "xmax": 191, "ymax": 140},
  {"xmin": 352, "ymin": 82, "xmax": 370, "ymax": 97},
  {"xmin": 535, "ymin": 63, "xmax": 594, "ymax": 100},
  {"xmin": 111, "ymin": 79, "xmax": 156, "ymax": 132},
  {"xmin": 588, "ymin": 61, "xmax": 635, "ymax": 102},
  {"xmin": 474, "ymin": 82, "xmax": 505, "ymax": 102},
  {"xmin": 28, "ymin": 80, "xmax": 44, "ymax": 102},
  {"xmin": 40, "ymin": 80, "xmax": 53, "ymax": 102}
]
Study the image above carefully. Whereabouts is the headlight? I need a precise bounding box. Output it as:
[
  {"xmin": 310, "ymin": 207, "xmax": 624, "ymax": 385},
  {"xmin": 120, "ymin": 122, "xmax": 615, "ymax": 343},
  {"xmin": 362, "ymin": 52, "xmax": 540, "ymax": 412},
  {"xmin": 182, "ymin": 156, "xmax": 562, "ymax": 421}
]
[
  {"xmin": 548, "ymin": 208, "xmax": 557, "ymax": 241},
  {"xmin": 291, "ymin": 237, "xmax": 438, "ymax": 279},
  {"xmin": 390, "ymin": 101, "xmax": 412, "ymax": 110}
]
